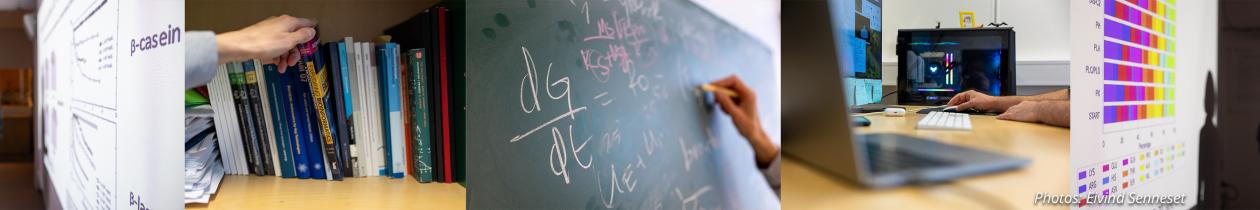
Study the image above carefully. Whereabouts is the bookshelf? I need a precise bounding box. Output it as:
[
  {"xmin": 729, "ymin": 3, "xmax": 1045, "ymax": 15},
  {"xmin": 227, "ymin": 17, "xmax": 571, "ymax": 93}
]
[
  {"xmin": 185, "ymin": 176, "xmax": 465, "ymax": 210},
  {"xmin": 185, "ymin": 0, "xmax": 465, "ymax": 208},
  {"xmin": 188, "ymin": 0, "xmax": 439, "ymax": 44}
]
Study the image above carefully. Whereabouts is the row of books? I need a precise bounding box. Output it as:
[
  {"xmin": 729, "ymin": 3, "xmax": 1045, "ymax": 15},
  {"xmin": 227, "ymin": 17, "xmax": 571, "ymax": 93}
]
[{"xmin": 205, "ymin": 7, "xmax": 460, "ymax": 183}]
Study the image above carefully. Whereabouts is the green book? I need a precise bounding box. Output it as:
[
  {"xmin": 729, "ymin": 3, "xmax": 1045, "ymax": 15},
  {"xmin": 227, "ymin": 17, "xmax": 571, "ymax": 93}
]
[{"xmin": 408, "ymin": 48, "xmax": 434, "ymax": 183}]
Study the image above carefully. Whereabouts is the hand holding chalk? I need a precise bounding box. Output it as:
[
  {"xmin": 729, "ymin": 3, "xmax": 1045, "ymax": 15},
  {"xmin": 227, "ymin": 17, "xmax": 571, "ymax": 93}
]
[
  {"xmin": 708, "ymin": 75, "xmax": 776, "ymax": 166},
  {"xmin": 702, "ymin": 84, "xmax": 739, "ymax": 98}
]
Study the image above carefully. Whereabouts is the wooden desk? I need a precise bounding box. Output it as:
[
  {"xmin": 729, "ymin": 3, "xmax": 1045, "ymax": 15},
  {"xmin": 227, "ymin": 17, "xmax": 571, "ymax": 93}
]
[
  {"xmin": 186, "ymin": 175, "xmax": 465, "ymax": 210},
  {"xmin": 782, "ymin": 106, "xmax": 1070, "ymax": 210}
]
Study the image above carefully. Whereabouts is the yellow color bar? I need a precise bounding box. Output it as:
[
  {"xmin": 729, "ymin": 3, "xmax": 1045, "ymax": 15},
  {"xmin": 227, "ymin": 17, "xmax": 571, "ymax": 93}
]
[
  {"xmin": 1157, "ymin": 3, "xmax": 1166, "ymax": 17},
  {"xmin": 1156, "ymin": 36, "xmax": 1166, "ymax": 51}
]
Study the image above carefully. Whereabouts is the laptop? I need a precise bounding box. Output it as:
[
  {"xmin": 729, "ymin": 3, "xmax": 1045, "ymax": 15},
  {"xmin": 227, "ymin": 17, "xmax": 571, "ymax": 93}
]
[{"xmin": 784, "ymin": 0, "xmax": 1029, "ymax": 188}]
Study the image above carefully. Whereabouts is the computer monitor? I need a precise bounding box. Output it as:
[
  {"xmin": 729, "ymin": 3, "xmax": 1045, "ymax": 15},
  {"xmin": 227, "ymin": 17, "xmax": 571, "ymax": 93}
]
[
  {"xmin": 828, "ymin": 0, "xmax": 882, "ymax": 106},
  {"xmin": 896, "ymin": 28, "xmax": 1017, "ymax": 105}
]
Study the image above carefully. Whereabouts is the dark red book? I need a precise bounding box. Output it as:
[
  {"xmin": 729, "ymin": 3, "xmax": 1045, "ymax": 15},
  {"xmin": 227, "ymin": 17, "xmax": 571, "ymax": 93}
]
[
  {"xmin": 399, "ymin": 43, "xmax": 414, "ymax": 178},
  {"xmin": 438, "ymin": 7, "xmax": 452, "ymax": 183}
]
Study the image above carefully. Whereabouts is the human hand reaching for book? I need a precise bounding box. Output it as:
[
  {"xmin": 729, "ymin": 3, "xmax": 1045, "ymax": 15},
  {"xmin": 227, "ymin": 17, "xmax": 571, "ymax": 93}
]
[{"xmin": 216, "ymin": 15, "xmax": 317, "ymax": 70}]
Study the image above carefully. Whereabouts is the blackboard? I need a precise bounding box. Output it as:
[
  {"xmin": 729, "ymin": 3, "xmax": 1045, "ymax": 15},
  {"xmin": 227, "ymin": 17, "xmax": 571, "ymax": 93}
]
[{"xmin": 466, "ymin": 0, "xmax": 780, "ymax": 209}]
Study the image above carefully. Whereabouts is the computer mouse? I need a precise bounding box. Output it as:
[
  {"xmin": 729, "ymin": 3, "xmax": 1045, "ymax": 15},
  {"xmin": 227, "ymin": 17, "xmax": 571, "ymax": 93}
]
[
  {"xmin": 883, "ymin": 108, "xmax": 906, "ymax": 117},
  {"xmin": 943, "ymin": 106, "xmax": 959, "ymax": 112},
  {"xmin": 852, "ymin": 116, "xmax": 871, "ymax": 126}
]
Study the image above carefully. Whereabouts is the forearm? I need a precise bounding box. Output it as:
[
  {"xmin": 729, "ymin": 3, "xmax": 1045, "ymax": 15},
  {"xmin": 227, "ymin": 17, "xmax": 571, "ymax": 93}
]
[
  {"xmin": 185, "ymin": 31, "xmax": 219, "ymax": 89},
  {"xmin": 215, "ymin": 32, "xmax": 252, "ymax": 65},
  {"xmin": 1027, "ymin": 89, "xmax": 1070, "ymax": 101},
  {"xmin": 1036, "ymin": 100, "xmax": 1071, "ymax": 127},
  {"xmin": 994, "ymin": 89, "xmax": 1069, "ymax": 111}
]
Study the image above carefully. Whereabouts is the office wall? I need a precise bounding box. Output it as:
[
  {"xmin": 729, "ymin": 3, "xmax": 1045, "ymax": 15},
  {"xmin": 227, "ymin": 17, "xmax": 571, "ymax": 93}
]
[{"xmin": 880, "ymin": 0, "xmax": 1070, "ymax": 89}]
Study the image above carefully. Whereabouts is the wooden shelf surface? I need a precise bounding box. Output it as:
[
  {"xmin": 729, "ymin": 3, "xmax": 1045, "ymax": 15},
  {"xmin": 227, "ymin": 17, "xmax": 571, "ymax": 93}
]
[{"xmin": 186, "ymin": 175, "xmax": 465, "ymax": 210}]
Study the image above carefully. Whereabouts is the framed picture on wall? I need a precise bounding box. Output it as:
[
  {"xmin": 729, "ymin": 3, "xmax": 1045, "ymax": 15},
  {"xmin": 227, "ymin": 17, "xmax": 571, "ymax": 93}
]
[{"xmin": 959, "ymin": 11, "xmax": 976, "ymax": 28}]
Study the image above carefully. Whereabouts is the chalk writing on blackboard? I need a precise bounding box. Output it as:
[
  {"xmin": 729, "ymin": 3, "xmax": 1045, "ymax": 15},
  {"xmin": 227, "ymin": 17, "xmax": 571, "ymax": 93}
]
[
  {"xmin": 511, "ymin": 46, "xmax": 593, "ymax": 184},
  {"xmin": 675, "ymin": 185, "xmax": 714, "ymax": 210}
]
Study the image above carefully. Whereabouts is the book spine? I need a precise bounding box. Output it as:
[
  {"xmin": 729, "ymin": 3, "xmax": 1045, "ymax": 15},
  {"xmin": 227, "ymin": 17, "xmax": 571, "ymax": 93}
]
[
  {"xmin": 389, "ymin": 44, "xmax": 406, "ymax": 179},
  {"xmin": 244, "ymin": 60, "xmax": 277, "ymax": 176},
  {"xmin": 337, "ymin": 41, "xmax": 357, "ymax": 177},
  {"xmin": 345, "ymin": 38, "xmax": 364, "ymax": 177},
  {"xmin": 253, "ymin": 60, "xmax": 276, "ymax": 176},
  {"xmin": 303, "ymin": 38, "xmax": 344, "ymax": 180},
  {"xmin": 284, "ymin": 65, "xmax": 312, "ymax": 179},
  {"xmin": 366, "ymin": 42, "xmax": 386, "ymax": 176},
  {"xmin": 425, "ymin": 9, "xmax": 446, "ymax": 182},
  {"xmin": 374, "ymin": 44, "xmax": 388, "ymax": 176},
  {"xmin": 209, "ymin": 65, "xmax": 243, "ymax": 174},
  {"xmin": 296, "ymin": 50, "xmax": 328, "ymax": 180},
  {"xmin": 229, "ymin": 63, "xmax": 263, "ymax": 176},
  {"xmin": 438, "ymin": 7, "xmax": 452, "ymax": 183},
  {"xmin": 326, "ymin": 42, "xmax": 353, "ymax": 179},
  {"xmin": 377, "ymin": 44, "xmax": 394, "ymax": 178},
  {"xmin": 264, "ymin": 63, "xmax": 297, "ymax": 178},
  {"xmin": 399, "ymin": 45, "xmax": 414, "ymax": 178},
  {"xmin": 348, "ymin": 40, "xmax": 370, "ymax": 177},
  {"xmin": 409, "ymin": 48, "xmax": 434, "ymax": 183},
  {"xmin": 254, "ymin": 60, "xmax": 283, "ymax": 177}
]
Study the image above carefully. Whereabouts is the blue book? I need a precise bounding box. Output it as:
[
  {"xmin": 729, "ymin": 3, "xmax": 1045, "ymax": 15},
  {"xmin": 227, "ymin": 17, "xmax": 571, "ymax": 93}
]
[
  {"xmin": 387, "ymin": 44, "xmax": 405, "ymax": 179},
  {"xmin": 264, "ymin": 64, "xmax": 297, "ymax": 178},
  {"xmin": 284, "ymin": 64, "xmax": 312, "ymax": 179},
  {"xmin": 314, "ymin": 42, "xmax": 345, "ymax": 180},
  {"xmin": 297, "ymin": 45, "xmax": 329, "ymax": 180},
  {"xmin": 377, "ymin": 43, "xmax": 405, "ymax": 178},
  {"xmin": 377, "ymin": 44, "xmax": 391, "ymax": 177},
  {"xmin": 337, "ymin": 41, "xmax": 357, "ymax": 177}
]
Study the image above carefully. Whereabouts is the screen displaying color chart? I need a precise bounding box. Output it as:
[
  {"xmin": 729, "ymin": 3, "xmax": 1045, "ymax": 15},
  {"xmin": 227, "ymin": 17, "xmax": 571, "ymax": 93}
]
[{"xmin": 1070, "ymin": 0, "xmax": 1212, "ymax": 209}]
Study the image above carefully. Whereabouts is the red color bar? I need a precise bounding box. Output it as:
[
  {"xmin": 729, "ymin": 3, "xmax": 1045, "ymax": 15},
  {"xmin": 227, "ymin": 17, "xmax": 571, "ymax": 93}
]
[{"xmin": 1118, "ymin": 65, "xmax": 1130, "ymax": 81}]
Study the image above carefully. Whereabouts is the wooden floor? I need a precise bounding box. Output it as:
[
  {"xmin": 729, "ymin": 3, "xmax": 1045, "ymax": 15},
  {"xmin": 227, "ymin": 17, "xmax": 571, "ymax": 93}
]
[
  {"xmin": 187, "ymin": 175, "xmax": 466, "ymax": 210},
  {"xmin": 0, "ymin": 161, "xmax": 45, "ymax": 210}
]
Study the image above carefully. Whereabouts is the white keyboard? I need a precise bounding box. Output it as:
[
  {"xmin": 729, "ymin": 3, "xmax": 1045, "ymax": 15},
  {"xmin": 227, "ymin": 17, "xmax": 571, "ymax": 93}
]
[{"xmin": 916, "ymin": 111, "xmax": 973, "ymax": 131}]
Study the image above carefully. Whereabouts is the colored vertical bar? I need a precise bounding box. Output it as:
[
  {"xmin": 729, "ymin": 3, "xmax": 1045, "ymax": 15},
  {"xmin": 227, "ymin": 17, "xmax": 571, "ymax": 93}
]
[
  {"xmin": 1105, "ymin": 19, "xmax": 1125, "ymax": 40},
  {"xmin": 1134, "ymin": 46, "xmax": 1145, "ymax": 64},
  {"xmin": 1105, "ymin": 106, "xmax": 1116, "ymax": 123},
  {"xmin": 1134, "ymin": 105, "xmax": 1144, "ymax": 121},
  {"xmin": 1106, "ymin": 63, "xmax": 1119, "ymax": 81},
  {"xmin": 1104, "ymin": 85, "xmax": 1115, "ymax": 102},
  {"xmin": 1106, "ymin": 41, "xmax": 1123, "ymax": 60},
  {"xmin": 1140, "ymin": 105, "xmax": 1147, "ymax": 120},
  {"xmin": 1123, "ymin": 1, "xmax": 1134, "ymax": 19}
]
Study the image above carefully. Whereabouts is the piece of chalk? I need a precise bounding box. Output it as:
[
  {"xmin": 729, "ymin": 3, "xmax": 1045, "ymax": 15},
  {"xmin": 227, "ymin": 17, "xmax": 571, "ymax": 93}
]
[{"xmin": 701, "ymin": 84, "xmax": 738, "ymax": 97}]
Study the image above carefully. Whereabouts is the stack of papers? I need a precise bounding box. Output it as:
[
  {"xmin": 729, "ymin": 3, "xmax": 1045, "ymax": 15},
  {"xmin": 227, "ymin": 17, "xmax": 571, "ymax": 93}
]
[{"xmin": 185, "ymin": 105, "xmax": 225, "ymax": 204}]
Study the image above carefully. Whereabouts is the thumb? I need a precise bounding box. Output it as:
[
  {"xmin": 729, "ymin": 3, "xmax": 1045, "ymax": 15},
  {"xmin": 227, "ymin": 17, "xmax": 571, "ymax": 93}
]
[{"xmin": 955, "ymin": 101, "xmax": 977, "ymax": 111}]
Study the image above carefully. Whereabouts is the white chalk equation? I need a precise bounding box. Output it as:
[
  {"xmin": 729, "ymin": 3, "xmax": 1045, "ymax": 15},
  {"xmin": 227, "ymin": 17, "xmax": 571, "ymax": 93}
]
[{"xmin": 511, "ymin": 46, "xmax": 593, "ymax": 184}]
